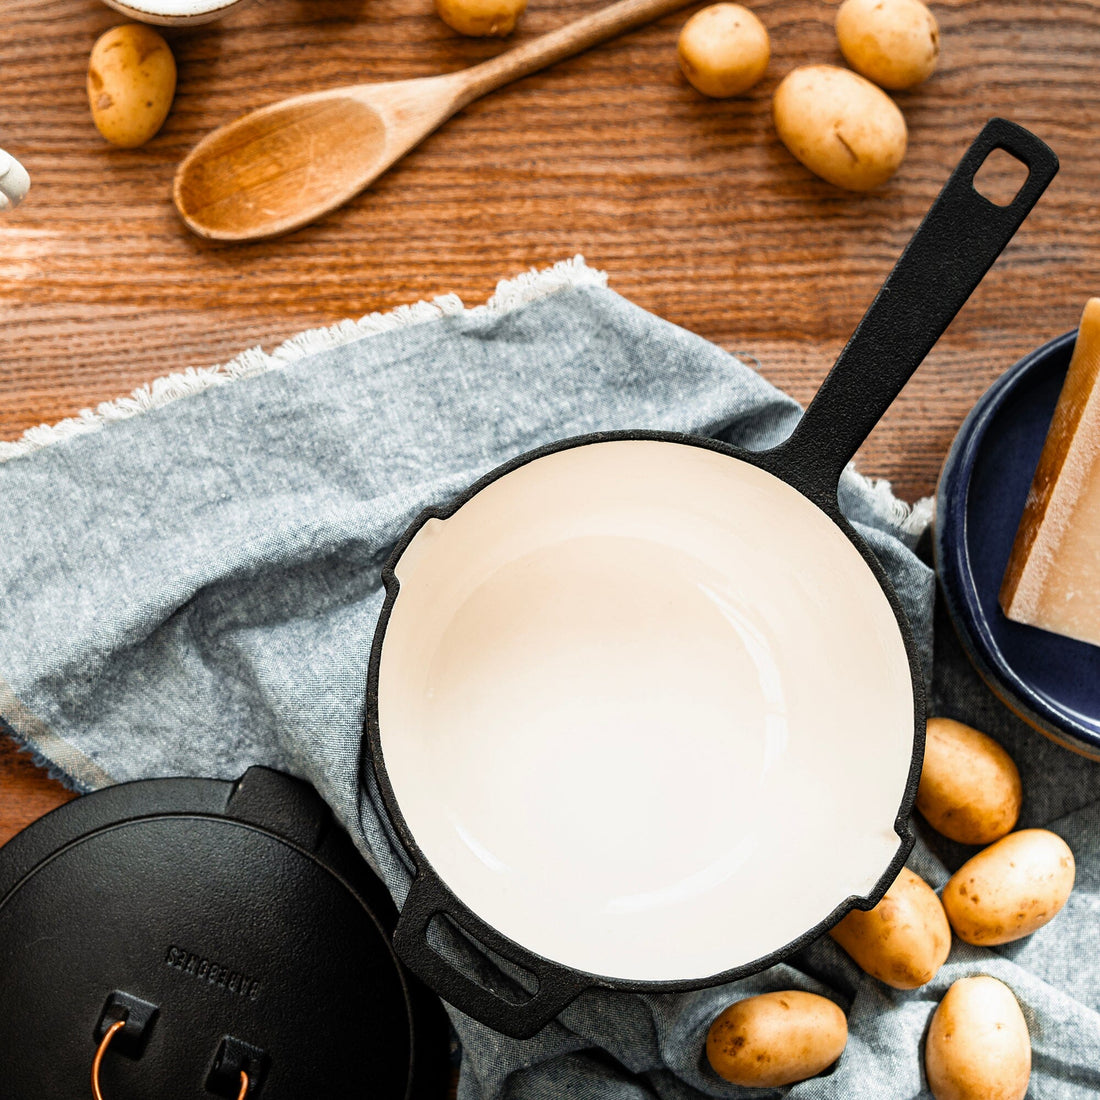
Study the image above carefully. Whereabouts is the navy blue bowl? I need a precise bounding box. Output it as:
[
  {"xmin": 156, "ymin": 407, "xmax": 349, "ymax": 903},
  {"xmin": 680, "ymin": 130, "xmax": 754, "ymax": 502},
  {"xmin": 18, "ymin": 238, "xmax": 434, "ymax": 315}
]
[{"xmin": 936, "ymin": 329, "xmax": 1100, "ymax": 759}]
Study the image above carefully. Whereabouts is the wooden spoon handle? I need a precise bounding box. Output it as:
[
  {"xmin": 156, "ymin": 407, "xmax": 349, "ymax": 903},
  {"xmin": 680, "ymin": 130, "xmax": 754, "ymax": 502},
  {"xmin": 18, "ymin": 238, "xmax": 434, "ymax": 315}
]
[{"xmin": 455, "ymin": 0, "xmax": 696, "ymax": 104}]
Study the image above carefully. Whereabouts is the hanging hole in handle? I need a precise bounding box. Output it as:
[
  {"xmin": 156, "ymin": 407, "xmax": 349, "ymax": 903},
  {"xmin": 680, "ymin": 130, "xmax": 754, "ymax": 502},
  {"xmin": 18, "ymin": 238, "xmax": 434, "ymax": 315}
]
[
  {"xmin": 973, "ymin": 147, "xmax": 1032, "ymax": 207},
  {"xmin": 426, "ymin": 911, "xmax": 540, "ymax": 1007}
]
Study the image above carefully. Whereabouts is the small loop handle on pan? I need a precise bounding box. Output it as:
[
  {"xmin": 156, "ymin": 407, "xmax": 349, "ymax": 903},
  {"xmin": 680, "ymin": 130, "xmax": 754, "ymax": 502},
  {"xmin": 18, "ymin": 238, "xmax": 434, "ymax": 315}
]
[
  {"xmin": 394, "ymin": 865, "xmax": 588, "ymax": 1038},
  {"xmin": 768, "ymin": 118, "xmax": 1058, "ymax": 506}
]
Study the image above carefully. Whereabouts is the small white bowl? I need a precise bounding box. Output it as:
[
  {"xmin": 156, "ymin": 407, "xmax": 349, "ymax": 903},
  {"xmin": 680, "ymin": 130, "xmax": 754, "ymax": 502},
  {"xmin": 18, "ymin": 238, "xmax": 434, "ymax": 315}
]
[
  {"xmin": 99, "ymin": 0, "xmax": 254, "ymax": 26},
  {"xmin": 0, "ymin": 149, "xmax": 30, "ymax": 211}
]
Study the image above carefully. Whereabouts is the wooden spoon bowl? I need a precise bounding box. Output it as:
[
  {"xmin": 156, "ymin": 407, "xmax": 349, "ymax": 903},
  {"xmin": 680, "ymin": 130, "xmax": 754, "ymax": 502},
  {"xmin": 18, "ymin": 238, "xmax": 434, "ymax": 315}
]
[
  {"xmin": 175, "ymin": 79, "xmax": 460, "ymax": 241},
  {"xmin": 174, "ymin": 0, "xmax": 694, "ymax": 241}
]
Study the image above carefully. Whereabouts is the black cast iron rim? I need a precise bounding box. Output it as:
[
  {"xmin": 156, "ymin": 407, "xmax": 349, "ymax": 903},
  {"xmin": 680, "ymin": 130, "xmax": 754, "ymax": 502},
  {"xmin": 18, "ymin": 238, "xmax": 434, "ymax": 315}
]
[{"xmin": 363, "ymin": 429, "xmax": 927, "ymax": 1024}]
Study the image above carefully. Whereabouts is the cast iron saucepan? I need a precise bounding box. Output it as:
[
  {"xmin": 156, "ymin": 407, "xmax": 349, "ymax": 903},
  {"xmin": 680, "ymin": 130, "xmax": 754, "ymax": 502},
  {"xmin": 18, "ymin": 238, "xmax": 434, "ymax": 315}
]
[{"xmin": 365, "ymin": 120, "xmax": 1058, "ymax": 1038}]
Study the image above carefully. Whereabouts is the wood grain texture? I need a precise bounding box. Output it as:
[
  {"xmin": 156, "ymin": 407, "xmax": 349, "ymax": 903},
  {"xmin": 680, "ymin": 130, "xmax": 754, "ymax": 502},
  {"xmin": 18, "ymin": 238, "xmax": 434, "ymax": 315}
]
[
  {"xmin": 1, "ymin": 0, "xmax": 1099, "ymax": 922},
  {"xmin": 174, "ymin": 0, "xmax": 701, "ymax": 239}
]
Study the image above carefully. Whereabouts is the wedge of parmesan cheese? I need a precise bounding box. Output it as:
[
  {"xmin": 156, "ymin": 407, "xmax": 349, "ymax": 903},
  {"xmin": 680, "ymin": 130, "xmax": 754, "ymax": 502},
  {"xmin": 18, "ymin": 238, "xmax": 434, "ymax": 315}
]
[{"xmin": 1001, "ymin": 298, "xmax": 1100, "ymax": 647}]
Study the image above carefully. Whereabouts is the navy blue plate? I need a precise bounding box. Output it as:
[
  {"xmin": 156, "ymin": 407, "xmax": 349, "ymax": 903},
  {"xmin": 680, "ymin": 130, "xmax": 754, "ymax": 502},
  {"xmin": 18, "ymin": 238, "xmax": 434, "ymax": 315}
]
[{"xmin": 936, "ymin": 329, "xmax": 1100, "ymax": 759}]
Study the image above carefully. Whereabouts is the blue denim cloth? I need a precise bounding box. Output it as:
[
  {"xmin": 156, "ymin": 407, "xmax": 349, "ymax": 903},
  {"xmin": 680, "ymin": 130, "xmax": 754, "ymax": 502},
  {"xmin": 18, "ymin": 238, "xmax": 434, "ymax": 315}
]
[{"xmin": 1, "ymin": 261, "xmax": 1097, "ymax": 1097}]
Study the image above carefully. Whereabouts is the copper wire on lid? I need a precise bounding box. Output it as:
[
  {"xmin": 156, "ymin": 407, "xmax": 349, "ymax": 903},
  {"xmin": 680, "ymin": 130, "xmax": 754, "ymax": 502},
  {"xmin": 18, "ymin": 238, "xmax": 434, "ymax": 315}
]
[
  {"xmin": 91, "ymin": 1020, "xmax": 249, "ymax": 1099},
  {"xmin": 91, "ymin": 1020, "xmax": 126, "ymax": 1100}
]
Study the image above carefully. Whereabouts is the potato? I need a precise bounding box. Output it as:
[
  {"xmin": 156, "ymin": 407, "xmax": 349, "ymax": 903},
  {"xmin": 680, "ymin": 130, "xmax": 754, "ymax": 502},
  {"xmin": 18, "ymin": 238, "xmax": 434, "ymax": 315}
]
[
  {"xmin": 772, "ymin": 65, "xmax": 906, "ymax": 191},
  {"xmin": 677, "ymin": 4, "xmax": 770, "ymax": 99},
  {"xmin": 88, "ymin": 25, "xmax": 176, "ymax": 149},
  {"xmin": 942, "ymin": 828, "xmax": 1075, "ymax": 946},
  {"xmin": 435, "ymin": 0, "xmax": 526, "ymax": 37},
  {"xmin": 925, "ymin": 977, "xmax": 1031, "ymax": 1100},
  {"xmin": 829, "ymin": 867, "xmax": 950, "ymax": 989},
  {"xmin": 917, "ymin": 717, "xmax": 1022, "ymax": 845},
  {"xmin": 836, "ymin": 0, "xmax": 940, "ymax": 91},
  {"xmin": 706, "ymin": 990, "xmax": 847, "ymax": 1087}
]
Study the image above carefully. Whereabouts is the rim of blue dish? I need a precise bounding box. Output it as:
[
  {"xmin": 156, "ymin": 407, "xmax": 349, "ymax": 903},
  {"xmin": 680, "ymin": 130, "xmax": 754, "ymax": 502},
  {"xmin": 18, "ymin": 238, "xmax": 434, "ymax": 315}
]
[{"xmin": 936, "ymin": 328, "xmax": 1100, "ymax": 760}]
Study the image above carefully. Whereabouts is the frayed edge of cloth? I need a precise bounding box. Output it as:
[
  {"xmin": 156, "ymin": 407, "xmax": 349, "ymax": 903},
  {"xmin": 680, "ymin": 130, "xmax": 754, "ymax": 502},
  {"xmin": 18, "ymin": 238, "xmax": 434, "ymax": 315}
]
[
  {"xmin": 0, "ymin": 255, "xmax": 608, "ymax": 464},
  {"xmin": 0, "ymin": 713, "xmax": 92, "ymax": 795},
  {"xmin": 843, "ymin": 464, "xmax": 935, "ymax": 540},
  {"xmin": 0, "ymin": 251, "xmax": 930, "ymax": 539}
]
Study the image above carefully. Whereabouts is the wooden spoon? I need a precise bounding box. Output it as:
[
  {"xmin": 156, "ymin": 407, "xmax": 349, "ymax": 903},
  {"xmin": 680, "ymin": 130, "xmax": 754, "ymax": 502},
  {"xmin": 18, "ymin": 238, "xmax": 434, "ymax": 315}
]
[{"xmin": 174, "ymin": 0, "xmax": 695, "ymax": 242}]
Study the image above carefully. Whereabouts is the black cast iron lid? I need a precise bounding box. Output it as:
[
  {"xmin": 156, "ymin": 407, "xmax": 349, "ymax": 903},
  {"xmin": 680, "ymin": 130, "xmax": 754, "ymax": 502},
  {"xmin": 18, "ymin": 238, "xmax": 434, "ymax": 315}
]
[{"xmin": 0, "ymin": 766, "xmax": 449, "ymax": 1099}]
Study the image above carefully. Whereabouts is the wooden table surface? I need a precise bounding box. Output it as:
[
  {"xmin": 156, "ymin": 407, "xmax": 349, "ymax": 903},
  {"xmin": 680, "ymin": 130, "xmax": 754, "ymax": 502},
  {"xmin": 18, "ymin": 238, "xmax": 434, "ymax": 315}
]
[{"xmin": 1, "ymin": 0, "xmax": 1097, "ymax": 935}]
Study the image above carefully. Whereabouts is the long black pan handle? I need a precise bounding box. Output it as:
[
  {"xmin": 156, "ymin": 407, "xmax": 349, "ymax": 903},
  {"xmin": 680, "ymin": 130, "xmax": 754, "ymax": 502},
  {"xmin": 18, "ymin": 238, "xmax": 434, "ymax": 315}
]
[
  {"xmin": 394, "ymin": 864, "xmax": 588, "ymax": 1038},
  {"xmin": 769, "ymin": 118, "xmax": 1058, "ymax": 504}
]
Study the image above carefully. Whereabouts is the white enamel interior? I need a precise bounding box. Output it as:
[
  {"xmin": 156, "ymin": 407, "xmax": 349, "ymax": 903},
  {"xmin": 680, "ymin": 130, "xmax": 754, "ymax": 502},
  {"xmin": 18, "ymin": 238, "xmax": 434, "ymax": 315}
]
[{"xmin": 378, "ymin": 440, "xmax": 915, "ymax": 982}]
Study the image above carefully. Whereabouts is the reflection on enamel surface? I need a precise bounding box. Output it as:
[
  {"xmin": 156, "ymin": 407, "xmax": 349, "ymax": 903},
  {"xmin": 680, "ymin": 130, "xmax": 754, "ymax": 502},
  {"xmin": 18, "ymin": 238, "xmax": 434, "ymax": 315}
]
[
  {"xmin": 697, "ymin": 580, "xmax": 790, "ymax": 780},
  {"xmin": 453, "ymin": 817, "xmax": 511, "ymax": 874},
  {"xmin": 603, "ymin": 835, "xmax": 759, "ymax": 915},
  {"xmin": 378, "ymin": 441, "xmax": 914, "ymax": 982}
]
